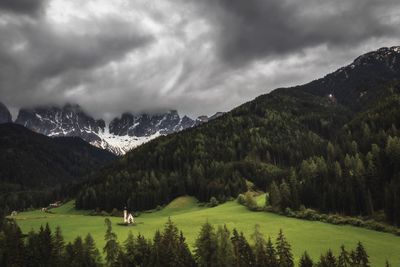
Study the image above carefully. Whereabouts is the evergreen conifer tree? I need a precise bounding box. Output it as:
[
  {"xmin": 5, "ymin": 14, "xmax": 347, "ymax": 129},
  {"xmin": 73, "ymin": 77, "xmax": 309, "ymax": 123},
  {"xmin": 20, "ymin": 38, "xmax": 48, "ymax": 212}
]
[
  {"xmin": 318, "ymin": 249, "xmax": 336, "ymax": 267},
  {"xmin": 299, "ymin": 251, "xmax": 313, "ymax": 267},
  {"xmin": 216, "ymin": 225, "xmax": 234, "ymax": 267},
  {"xmin": 265, "ymin": 237, "xmax": 278, "ymax": 267},
  {"xmin": 251, "ymin": 225, "xmax": 268, "ymax": 267},
  {"xmin": 83, "ymin": 233, "xmax": 101, "ymax": 267},
  {"xmin": 194, "ymin": 221, "xmax": 218, "ymax": 267},
  {"xmin": 355, "ymin": 242, "xmax": 370, "ymax": 267},
  {"xmin": 270, "ymin": 181, "xmax": 282, "ymax": 211},
  {"xmin": 337, "ymin": 245, "xmax": 350, "ymax": 267},
  {"xmin": 177, "ymin": 231, "xmax": 196, "ymax": 267},
  {"xmin": 104, "ymin": 218, "xmax": 119, "ymax": 266},
  {"xmin": 275, "ymin": 229, "xmax": 294, "ymax": 267},
  {"xmin": 53, "ymin": 226, "xmax": 65, "ymax": 266}
]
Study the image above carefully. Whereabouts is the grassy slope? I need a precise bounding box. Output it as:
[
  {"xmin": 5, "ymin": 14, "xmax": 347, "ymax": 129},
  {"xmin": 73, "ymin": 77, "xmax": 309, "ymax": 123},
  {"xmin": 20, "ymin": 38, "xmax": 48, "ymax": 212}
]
[{"xmin": 14, "ymin": 196, "xmax": 400, "ymax": 266}]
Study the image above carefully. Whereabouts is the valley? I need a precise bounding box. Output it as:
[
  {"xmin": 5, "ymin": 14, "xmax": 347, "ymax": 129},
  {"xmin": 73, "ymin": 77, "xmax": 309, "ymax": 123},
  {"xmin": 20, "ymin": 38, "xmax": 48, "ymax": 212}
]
[
  {"xmin": 2, "ymin": 0, "xmax": 400, "ymax": 264},
  {"xmin": 2, "ymin": 46, "xmax": 400, "ymax": 266},
  {"xmin": 14, "ymin": 197, "xmax": 400, "ymax": 266}
]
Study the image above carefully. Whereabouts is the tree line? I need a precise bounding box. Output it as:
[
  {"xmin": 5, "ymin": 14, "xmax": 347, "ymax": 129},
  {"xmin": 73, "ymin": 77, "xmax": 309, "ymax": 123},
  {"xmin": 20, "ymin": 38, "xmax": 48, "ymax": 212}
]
[{"xmin": 0, "ymin": 217, "xmax": 377, "ymax": 267}]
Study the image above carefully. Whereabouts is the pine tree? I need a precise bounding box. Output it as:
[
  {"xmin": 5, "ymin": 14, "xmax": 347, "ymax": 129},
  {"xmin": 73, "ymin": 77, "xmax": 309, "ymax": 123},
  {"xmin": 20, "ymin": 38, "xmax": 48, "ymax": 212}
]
[
  {"xmin": 299, "ymin": 251, "xmax": 313, "ymax": 267},
  {"xmin": 231, "ymin": 229, "xmax": 255, "ymax": 267},
  {"xmin": 355, "ymin": 242, "xmax": 370, "ymax": 267},
  {"xmin": 231, "ymin": 229, "xmax": 241, "ymax": 267},
  {"xmin": 104, "ymin": 218, "xmax": 119, "ymax": 266},
  {"xmin": 135, "ymin": 234, "xmax": 151, "ymax": 266},
  {"xmin": 25, "ymin": 230, "xmax": 40, "ymax": 267},
  {"xmin": 124, "ymin": 232, "xmax": 136, "ymax": 266},
  {"xmin": 270, "ymin": 181, "xmax": 282, "ymax": 211},
  {"xmin": 216, "ymin": 225, "xmax": 234, "ymax": 267},
  {"xmin": 265, "ymin": 237, "xmax": 278, "ymax": 267},
  {"xmin": 275, "ymin": 229, "xmax": 293, "ymax": 267},
  {"xmin": 149, "ymin": 230, "xmax": 162, "ymax": 267},
  {"xmin": 318, "ymin": 249, "xmax": 336, "ymax": 267},
  {"xmin": 240, "ymin": 232, "xmax": 255, "ymax": 266},
  {"xmin": 37, "ymin": 223, "xmax": 54, "ymax": 267},
  {"xmin": 83, "ymin": 233, "xmax": 101, "ymax": 266},
  {"xmin": 280, "ymin": 180, "xmax": 292, "ymax": 211},
  {"xmin": 194, "ymin": 221, "xmax": 218, "ymax": 267},
  {"xmin": 289, "ymin": 171, "xmax": 300, "ymax": 210},
  {"xmin": 251, "ymin": 225, "xmax": 268, "ymax": 267},
  {"xmin": 327, "ymin": 142, "xmax": 336, "ymax": 161},
  {"xmin": 53, "ymin": 226, "xmax": 65, "ymax": 266},
  {"xmin": 365, "ymin": 190, "xmax": 374, "ymax": 216},
  {"xmin": 337, "ymin": 245, "xmax": 350, "ymax": 267},
  {"xmin": 71, "ymin": 236, "xmax": 85, "ymax": 267},
  {"xmin": 113, "ymin": 247, "xmax": 128, "ymax": 267},
  {"xmin": 159, "ymin": 217, "xmax": 180, "ymax": 266},
  {"xmin": 177, "ymin": 231, "xmax": 196, "ymax": 267}
]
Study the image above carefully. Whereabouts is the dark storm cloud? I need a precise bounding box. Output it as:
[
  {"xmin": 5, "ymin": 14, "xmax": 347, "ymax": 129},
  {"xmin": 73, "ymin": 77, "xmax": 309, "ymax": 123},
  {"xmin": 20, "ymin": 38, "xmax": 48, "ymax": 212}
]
[
  {"xmin": 0, "ymin": 0, "xmax": 400, "ymax": 119},
  {"xmin": 0, "ymin": 6, "xmax": 154, "ymax": 109},
  {"xmin": 194, "ymin": 0, "xmax": 400, "ymax": 66},
  {"xmin": 0, "ymin": 0, "xmax": 46, "ymax": 15}
]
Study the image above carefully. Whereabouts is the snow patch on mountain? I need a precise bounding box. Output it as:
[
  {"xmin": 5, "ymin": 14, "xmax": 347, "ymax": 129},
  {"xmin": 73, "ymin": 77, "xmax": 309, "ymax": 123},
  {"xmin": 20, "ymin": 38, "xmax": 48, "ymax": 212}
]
[
  {"xmin": 14, "ymin": 104, "xmax": 224, "ymax": 155},
  {"xmin": 94, "ymin": 126, "xmax": 162, "ymax": 155}
]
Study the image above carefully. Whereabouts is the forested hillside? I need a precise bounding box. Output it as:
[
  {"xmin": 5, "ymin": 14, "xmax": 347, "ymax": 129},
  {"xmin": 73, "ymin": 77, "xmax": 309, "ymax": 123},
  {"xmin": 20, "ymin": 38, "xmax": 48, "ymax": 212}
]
[
  {"xmin": 76, "ymin": 47, "xmax": 400, "ymax": 226},
  {"xmin": 0, "ymin": 123, "xmax": 116, "ymax": 214}
]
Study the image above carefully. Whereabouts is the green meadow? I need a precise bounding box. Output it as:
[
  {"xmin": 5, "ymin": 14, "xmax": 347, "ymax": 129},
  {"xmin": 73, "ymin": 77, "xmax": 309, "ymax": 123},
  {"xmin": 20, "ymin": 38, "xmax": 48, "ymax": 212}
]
[{"xmin": 14, "ymin": 196, "xmax": 400, "ymax": 266}]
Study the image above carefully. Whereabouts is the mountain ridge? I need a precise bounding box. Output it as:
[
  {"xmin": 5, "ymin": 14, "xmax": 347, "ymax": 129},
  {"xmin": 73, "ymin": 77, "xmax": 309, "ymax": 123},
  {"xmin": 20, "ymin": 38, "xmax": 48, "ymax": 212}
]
[{"xmin": 11, "ymin": 104, "xmax": 223, "ymax": 155}]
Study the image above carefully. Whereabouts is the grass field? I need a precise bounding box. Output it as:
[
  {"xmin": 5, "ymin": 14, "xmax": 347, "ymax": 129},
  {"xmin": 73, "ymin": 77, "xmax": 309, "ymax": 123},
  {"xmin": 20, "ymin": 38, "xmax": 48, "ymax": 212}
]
[{"xmin": 14, "ymin": 196, "xmax": 400, "ymax": 266}]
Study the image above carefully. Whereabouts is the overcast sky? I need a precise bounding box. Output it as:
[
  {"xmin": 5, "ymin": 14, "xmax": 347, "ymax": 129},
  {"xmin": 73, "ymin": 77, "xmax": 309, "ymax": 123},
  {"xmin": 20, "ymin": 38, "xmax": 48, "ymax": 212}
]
[{"xmin": 1, "ymin": 0, "xmax": 400, "ymax": 120}]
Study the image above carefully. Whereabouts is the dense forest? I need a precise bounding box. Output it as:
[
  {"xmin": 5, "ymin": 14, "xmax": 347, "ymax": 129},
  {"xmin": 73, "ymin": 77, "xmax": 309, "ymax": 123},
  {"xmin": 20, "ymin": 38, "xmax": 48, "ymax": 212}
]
[
  {"xmin": 0, "ymin": 124, "xmax": 116, "ymax": 215},
  {"xmin": 76, "ymin": 52, "xmax": 400, "ymax": 226},
  {"xmin": 0, "ymin": 217, "xmax": 374, "ymax": 267}
]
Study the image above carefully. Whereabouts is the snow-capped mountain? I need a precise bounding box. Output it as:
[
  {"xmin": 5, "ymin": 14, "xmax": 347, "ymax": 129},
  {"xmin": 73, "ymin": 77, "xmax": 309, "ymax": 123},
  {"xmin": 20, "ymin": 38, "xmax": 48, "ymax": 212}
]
[
  {"xmin": 109, "ymin": 110, "xmax": 195, "ymax": 137},
  {"xmin": 14, "ymin": 104, "xmax": 199, "ymax": 155},
  {"xmin": 16, "ymin": 104, "xmax": 105, "ymax": 142},
  {"xmin": 0, "ymin": 102, "xmax": 12, "ymax": 124}
]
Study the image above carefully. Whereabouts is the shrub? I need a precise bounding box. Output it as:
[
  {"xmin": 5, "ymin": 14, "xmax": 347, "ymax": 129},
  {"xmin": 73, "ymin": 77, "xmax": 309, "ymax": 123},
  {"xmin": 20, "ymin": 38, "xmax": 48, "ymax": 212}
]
[
  {"xmin": 284, "ymin": 207, "xmax": 295, "ymax": 217},
  {"xmin": 237, "ymin": 194, "xmax": 246, "ymax": 205},
  {"xmin": 111, "ymin": 208, "xmax": 121, "ymax": 217},
  {"xmin": 209, "ymin": 197, "xmax": 219, "ymax": 207},
  {"xmin": 245, "ymin": 192, "xmax": 258, "ymax": 211}
]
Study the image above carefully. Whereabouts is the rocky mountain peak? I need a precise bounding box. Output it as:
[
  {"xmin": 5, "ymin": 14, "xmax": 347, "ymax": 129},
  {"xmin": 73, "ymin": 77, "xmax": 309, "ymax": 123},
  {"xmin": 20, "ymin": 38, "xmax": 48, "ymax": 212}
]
[
  {"xmin": 301, "ymin": 46, "xmax": 400, "ymax": 108},
  {"xmin": 350, "ymin": 46, "xmax": 400, "ymax": 70},
  {"xmin": 109, "ymin": 109, "xmax": 194, "ymax": 137},
  {"xmin": 11, "ymin": 102, "xmax": 224, "ymax": 155},
  {"xmin": 15, "ymin": 104, "xmax": 105, "ymax": 141}
]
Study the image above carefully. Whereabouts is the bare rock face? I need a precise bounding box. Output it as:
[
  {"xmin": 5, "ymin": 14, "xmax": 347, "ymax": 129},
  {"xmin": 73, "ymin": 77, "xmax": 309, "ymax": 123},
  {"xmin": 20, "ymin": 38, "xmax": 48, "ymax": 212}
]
[
  {"xmin": 109, "ymin": 110, "xmax": 195, "ymax": 137},
  {"xmin": 15, "ymin": 104, "xmax": 210, "ymax": 155},
  {"xmin": 15, "ymin": 104, "xmax": 105, "ymax": 144}
]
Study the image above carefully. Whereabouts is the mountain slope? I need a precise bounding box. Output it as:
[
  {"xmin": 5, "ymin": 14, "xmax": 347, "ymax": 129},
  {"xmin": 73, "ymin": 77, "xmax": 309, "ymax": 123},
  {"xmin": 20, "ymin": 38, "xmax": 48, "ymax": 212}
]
[
  {"xmin": 75, "ymin": 47, "xmax": 400, "ymax": 226},
  {"xmin": 0, "ymin": 123, "xmax": 116, "ymax": 189},
  {"xmin": 300, "ymin": 46, "xmax": 400, "ymax": 108},
  {"xmin": 0, "ymin": 102, "xmax": 12, "ymax": 124}
]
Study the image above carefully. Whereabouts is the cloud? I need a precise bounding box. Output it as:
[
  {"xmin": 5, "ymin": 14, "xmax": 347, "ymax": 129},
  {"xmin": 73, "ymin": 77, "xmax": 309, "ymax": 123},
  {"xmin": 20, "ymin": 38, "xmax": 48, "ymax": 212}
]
[
  {"xmin": 0, "ymin": 0, "xmax": 154, "ymax": 113},
  {"xmin": 192, "ymin": 0, "xmax": 400, "ymax": 66},
  {"xmin": 0, "ymin": 0, "xmax": 47, "ymax": 16},
  {"xmin": 0, "ymin": 0, "xmax": 400, "ymax": 120}
]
